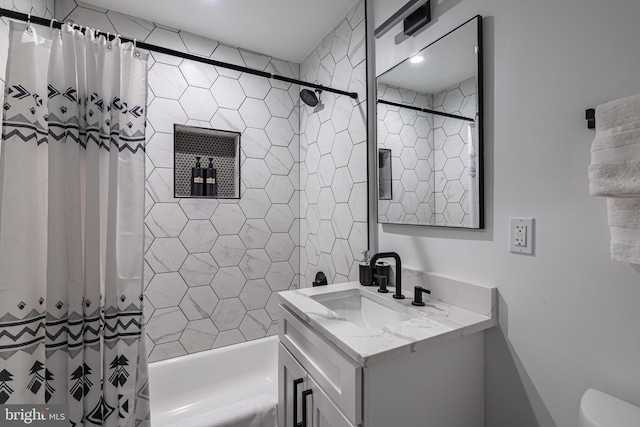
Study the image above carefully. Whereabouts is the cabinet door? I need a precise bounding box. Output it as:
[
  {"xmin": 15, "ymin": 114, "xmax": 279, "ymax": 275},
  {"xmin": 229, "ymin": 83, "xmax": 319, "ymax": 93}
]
[
  {"xmin": 308, "ymin": 376, "xmax": 355, "ymax": 427},
  {"xmin": 279, "ymin": 343, "xmax": 309, "ymax": 427}
]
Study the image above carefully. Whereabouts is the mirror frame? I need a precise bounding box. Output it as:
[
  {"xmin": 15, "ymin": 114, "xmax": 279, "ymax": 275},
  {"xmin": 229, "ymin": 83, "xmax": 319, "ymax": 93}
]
[{"xmin": 375, "ymin": 15, "xmax": 484, "ymax": 229}]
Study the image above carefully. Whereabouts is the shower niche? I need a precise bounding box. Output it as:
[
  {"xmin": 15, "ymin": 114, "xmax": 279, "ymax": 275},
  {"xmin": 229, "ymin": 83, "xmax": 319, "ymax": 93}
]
[{"xmin": 174, "ymin": 125, "xmax": 241, "ymax": 199}]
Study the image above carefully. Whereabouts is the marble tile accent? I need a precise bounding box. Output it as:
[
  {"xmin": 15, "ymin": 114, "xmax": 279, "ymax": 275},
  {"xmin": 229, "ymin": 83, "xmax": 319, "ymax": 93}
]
[
  {"xmin": 210, "ymin": 76, "xmax": 245, "ymax": 110},
  {"xmin": 179, "ymin": 253, "xmax": 218, "ymax": 287},
  {"xmin": 179, "ymin": 319, "xmax": 219, "ymax": 353},
  {"xmin": 265, "ymin": 233, "xmax": 295, "ymax": 262},
  {"xmin": 238, "ymin": 219, "xmax": 271, "ymax": 249},
  {"xmin": 179, "ymin": 31, "xmax": 218, "ymax": 57},
  {"xmin": 266, "ymin": 262, "xmax": 295, "ymax": 291},
  {"xmin": 179, "ymin": 220, "xmax": 218, "ymax": 253},
  {"xmin": 265, "ymin": 146, "xmax": 295, "ymax": 175},
  {"xmin": 179, "ymin": 286, "xmax": 219, "ymax": 320},
  {"xmin": 179, "ymin": 86, "xmax": 218, "ymax": 121},
  {"xmin": 147, "ymin": 168, "xmax": 175, "ymax": 203},
  {"xmin": 210, "ymin": 204, "xmax": 246, "ymax": 235},
  {"xmin": 266, "ymin": 115, "xmax": 295, "ymax": 144},
  {"xmin": 147, "ymin": 307, "xmax": 188, "ymax": 344},
  {"xmin": 239, "ymin": 249, "xmax": 271, "ymax": 280},
  {"xmin": 147, "ymin": 203, "xmax": 188, "ymax": 237},
  {"xmin": 178, "ymin": 198, "xmax": 218, "ymax": 220},
  {"xmin": 238, "ymin": 189, "xmax": 271, "ymax": 218},
  {"xmin": 147, "ymin": 98, "xmax": 188, "ymax": 133},
  {"xmin": 239, "ymin": 98, "xmax": 271, "ymax": 129},
  {"xmin": 239, "ymin": 309, "xmax": 271, "ymax": 340},
  {"xmin": 179, "ymin": 60, "xmax": 219, "ymax": 89},
  {"xmin": 146, "ymin": 238, "xmax": 188, "ymax": 273},
  {"xmin": 210, "ymin": 266, "xmax": 246, "ymax": 299},
  {"xmin": 239, "ymin": 279, "xmax": 271, "ymax": 310},
  {"xmin": 265, "ymin": 204, "xmax": 295, "ymax": 233},
  {"xmin": 211, "ymin": 298, "xmax": 246, "ymax": 331},
  {"xmin": 211, "ymin": 329, "xmax": 245, "ymax": 349},
  {"xmin": 149, "ymin": 63, "xmax": 188, "ymax": 99},
  {"xmin": 146, "ymin": 132, "xmax": 174, "ymax": 169},
  {"xmin": 210, "ymin": 235, "xmax": 246, "ymax": 267},
  {"xmin": 146, "ymin": 272, "xmax": 188, "ymax": 309},
  {"xmin": 148, "ymin": 341, "xmax": 187, "ymax": 363},
  {"xmin": 241, "ymin": 128, "xmax": 271, "ymax": 159}
]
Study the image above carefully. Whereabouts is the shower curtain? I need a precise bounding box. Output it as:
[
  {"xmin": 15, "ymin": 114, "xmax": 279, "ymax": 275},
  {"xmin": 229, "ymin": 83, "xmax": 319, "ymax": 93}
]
[
  {"xmin": 0, "ymin": 21, "xmax": 150, "ymax": 426},
  {"xmin": 467, "ymin": 123, "xmax": 479, "ymax": 228}
]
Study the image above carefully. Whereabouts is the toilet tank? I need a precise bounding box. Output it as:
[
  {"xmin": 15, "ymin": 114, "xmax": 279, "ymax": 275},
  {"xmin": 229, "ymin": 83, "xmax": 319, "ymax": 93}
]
[{"xmin": 580, "ymin": 388, "xmax": 640, "ymax": 427}]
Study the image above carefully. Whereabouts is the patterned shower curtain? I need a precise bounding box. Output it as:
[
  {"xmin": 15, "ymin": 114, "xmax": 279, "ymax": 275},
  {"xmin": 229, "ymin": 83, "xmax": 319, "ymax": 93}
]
[{"xmin": 0, "ymin": 21, "xmax": 150, "ymax": 426}]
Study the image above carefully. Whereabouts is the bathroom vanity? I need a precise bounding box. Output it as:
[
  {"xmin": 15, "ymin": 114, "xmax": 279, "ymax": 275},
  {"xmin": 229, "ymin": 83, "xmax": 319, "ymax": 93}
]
[{"xmin": 277, "ymin": 272, "xmax": 496, "ymax": 427}]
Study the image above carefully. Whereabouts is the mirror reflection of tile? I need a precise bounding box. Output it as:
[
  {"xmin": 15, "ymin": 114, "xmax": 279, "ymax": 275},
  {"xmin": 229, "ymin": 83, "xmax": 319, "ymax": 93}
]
[{"xmin": 377, "ymin": 78, "xmax": 478, "ymax": 226}]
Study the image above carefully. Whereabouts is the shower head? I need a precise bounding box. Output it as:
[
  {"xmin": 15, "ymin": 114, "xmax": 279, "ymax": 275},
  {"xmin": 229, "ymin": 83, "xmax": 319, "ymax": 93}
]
[{"xmin": 300, "ymin": 89, "xmax": 321, "ymax": 107}]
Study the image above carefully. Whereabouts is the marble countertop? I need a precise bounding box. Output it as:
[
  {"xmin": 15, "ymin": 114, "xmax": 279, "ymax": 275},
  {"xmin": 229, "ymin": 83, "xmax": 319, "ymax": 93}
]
[{"xmin": 278, "ymin": 280, "xmax": 497, "ymax": 367}]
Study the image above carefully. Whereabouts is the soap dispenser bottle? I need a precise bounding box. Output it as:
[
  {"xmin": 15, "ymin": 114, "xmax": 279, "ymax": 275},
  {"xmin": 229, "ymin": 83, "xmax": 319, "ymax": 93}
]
[
  {"xmin": 359, "ymin": 250, "xmax": 373, "ymax": 286},
  {"xmin": 204, "ymin": 157, "xmax": 218, "ymax": 197},
  {"xmin": 191, "ymin": 156, "xmax": 204, "ymax": 197}
]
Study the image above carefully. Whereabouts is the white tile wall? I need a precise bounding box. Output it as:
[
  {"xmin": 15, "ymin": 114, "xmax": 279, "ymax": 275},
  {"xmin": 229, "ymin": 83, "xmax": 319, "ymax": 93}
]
[
  {"xmin": 55, "ymin": 1, "xmax": 301, "ymax": 362},
  {"xmin": 299, "ymin": 0, "xmax": 368, "ymax": 287}
]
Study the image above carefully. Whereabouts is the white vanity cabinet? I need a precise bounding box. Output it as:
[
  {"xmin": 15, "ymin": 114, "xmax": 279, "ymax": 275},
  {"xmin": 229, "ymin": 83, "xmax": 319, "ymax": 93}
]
[
  {"xmin": 279, "ymin": 344, "xmax": 355, "ymax": 427},
  {"xmin": 278, "ymin": 305, "xmax": 361, "ymax": 427},
  {"xmin": 278, "ymin": 299, "xmax": 487, "ymax": 427}
]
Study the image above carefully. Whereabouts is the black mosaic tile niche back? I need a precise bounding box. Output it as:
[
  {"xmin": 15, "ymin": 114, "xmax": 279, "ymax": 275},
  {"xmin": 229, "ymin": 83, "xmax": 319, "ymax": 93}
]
[{"xmin": 174, "ymin": 125, "xmax": 240, "ymax": 198}]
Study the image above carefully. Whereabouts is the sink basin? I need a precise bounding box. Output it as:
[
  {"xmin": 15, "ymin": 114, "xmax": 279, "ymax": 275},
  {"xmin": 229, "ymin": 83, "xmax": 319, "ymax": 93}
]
[{"xmin": 312, "ymin": 291, "xmax": 411, "ymax": 329}]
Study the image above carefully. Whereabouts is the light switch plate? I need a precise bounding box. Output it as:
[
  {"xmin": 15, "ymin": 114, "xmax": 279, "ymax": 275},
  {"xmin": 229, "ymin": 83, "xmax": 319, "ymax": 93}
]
[{"xmin": 510, "ymin": 218, "xmax": 534, "ymax": 255}]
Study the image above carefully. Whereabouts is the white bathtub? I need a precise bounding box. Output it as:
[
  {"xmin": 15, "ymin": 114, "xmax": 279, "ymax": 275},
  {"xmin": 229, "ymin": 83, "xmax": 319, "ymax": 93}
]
[{"xmin": 149, "ymin": 336, "xmax": 279, "ymax": 427}]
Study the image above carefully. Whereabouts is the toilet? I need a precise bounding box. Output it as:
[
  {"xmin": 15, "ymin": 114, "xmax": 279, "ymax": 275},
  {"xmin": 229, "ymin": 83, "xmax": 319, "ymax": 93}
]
[{"xmin": 580, "ymin": 388, "xmax": 640, "ymax": 427}]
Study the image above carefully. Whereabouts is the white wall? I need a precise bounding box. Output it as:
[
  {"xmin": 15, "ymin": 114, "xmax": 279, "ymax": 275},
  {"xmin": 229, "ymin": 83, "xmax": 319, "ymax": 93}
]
[{"xmin": 373, "ymin": 0, "xmax": 640, "ymax": 426}]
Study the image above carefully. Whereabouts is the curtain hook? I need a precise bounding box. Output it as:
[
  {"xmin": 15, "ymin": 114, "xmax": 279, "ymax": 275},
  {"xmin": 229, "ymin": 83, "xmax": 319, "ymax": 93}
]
[
  {"xmin": 107, "ymin": 31, "xmax": 112, "ymax": 50},
  {"xmin": 49, "ymin": 18, "xmax": 57, "ymax": 29},
  {"xmin": 133, "ymin": 38, "xmax": 140, "ymax": 57},
  {"xmin": 26, "ymin": 10, "xmax": 32, "ymax": 33}
]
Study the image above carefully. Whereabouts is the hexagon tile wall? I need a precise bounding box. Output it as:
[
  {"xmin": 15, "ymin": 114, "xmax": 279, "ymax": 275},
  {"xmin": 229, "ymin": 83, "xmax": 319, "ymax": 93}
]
[
  {"xmin": 299, "ymin": 0, "xmax": 368, "ymax": 289},
  {"xmin": 56, "ymin": 0, "xmax": 367, "ymax": 362}
]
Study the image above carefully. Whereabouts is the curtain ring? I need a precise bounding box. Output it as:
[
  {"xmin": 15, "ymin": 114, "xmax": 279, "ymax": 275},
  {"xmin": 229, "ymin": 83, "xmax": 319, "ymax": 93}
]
[
  {"xmin": 26, "ymin": 11, "xmax": 32, "ymax": 33},
  {"xmin": 107, "ymin": 31, "xmax": 112, "ymax": 50}
]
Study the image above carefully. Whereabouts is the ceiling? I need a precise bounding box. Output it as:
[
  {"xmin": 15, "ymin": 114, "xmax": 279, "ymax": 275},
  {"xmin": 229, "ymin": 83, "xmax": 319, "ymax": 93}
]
[
  {"xmin": 378, "ymin": 19, "xmax": 477, "ymax": 94},
  {"xmin": 79, "ymin": 0, "xmax": 359, "ymax": 63}
]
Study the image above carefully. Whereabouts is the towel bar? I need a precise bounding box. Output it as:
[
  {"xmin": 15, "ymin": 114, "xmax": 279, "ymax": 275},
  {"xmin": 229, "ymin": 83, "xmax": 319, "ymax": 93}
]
[{"xmin": 586, "ymin": 108, "xmax": 595, "ymax": 129}]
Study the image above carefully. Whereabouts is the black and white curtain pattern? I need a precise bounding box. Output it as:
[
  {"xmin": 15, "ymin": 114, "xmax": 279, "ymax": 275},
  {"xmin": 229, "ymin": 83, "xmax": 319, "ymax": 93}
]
[{"xmin": 0, "ymin": 21, "xmax": 150, "ymax": 426}]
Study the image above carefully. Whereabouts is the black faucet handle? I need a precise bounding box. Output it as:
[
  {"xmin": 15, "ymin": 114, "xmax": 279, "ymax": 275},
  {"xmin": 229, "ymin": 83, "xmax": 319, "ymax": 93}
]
[
  {"xmin": 411, "ymin": 286, "xmax": 431, "ymax": 306},
  {"xmin": 374, "ymin": 274, "xmax": 389, "ymax": 293}
]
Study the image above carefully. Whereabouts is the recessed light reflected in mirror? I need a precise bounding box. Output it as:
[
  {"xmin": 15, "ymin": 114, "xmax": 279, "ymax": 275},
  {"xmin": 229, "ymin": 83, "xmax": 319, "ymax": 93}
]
[{"xmin": 410, "ymin": 55, "xmax": 424, "ymax": 64}]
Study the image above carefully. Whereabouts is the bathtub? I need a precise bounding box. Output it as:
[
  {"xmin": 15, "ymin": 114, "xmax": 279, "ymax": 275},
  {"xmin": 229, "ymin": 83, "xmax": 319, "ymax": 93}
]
[{"xmin": 149, "ymin": 336, "xmax": 278, "ymax": 427}]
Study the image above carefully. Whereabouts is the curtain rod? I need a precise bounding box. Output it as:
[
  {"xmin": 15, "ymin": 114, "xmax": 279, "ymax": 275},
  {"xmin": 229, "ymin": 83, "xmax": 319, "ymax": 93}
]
[
  {"xmin": 0, "ymin": 8, "xmax": 359, "ymax": 101},
  {"xmin": 377, "ymin": 99, "xmax": 475, "ymax": 122}
]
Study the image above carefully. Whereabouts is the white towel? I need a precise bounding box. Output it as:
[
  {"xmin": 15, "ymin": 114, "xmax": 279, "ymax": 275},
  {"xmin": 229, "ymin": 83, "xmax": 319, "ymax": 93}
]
[
  {"xmin": 589, "ymin": 94, "xmax": 640, "ymax": 264},
  {"xmin": 179, "ymin": 393, "xmax": 277, "ymax": 427}
]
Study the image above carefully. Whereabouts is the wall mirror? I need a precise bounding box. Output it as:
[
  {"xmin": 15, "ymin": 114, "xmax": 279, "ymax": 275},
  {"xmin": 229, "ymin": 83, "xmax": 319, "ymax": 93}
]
[{"xmin": 376, "ymin": 15, "xmax": 483, "ymax": 228}]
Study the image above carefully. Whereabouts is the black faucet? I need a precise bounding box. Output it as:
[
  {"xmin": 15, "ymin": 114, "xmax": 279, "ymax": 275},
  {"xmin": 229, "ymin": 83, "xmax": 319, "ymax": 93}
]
[{"xmin": 370, "ymin": 252, "xmax": 404, "ymax": 299}]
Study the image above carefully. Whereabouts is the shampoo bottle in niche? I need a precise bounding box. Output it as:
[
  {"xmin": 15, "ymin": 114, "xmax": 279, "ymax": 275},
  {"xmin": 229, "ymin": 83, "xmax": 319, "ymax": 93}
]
[
  {"xmin": 359, "ymin": 250, "xmax": 373, "ymax": 286},
  {"xmin": 205, "ymin": 157, "xmax": 218, "ymax": 197},
  {"xmin": 191, "ymin": 156, "xmax": 204, "ymax": 197}
]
